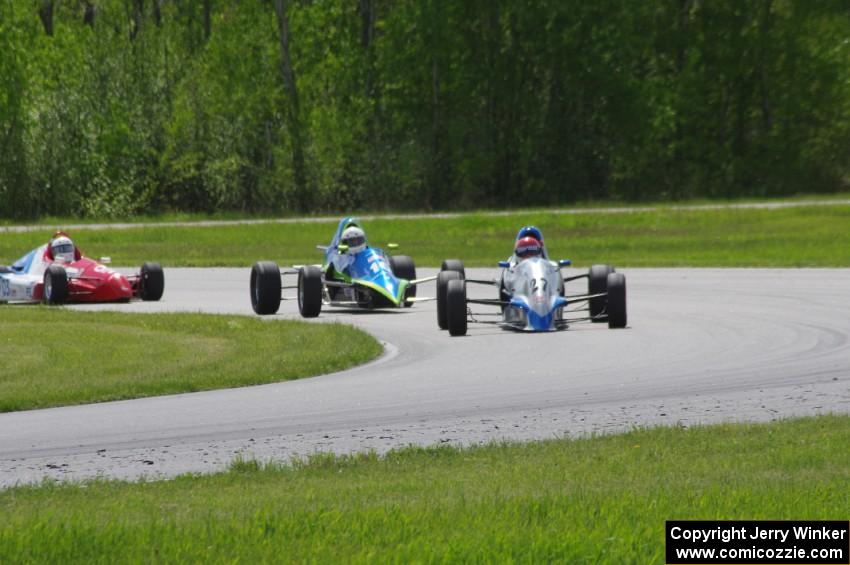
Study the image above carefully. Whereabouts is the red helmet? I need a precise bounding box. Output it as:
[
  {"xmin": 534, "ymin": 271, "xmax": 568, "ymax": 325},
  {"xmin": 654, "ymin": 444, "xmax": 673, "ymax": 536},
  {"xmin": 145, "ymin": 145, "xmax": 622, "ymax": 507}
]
[{"xmin": 515, "ymin": 236, "xmax": 543, "ymax": 259}]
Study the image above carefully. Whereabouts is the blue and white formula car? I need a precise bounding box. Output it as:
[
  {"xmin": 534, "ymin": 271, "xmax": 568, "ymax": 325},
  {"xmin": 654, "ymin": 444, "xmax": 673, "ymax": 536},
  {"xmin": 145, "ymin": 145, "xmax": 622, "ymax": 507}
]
[
  {"xmin": 436, "ymin": 226, "xmax": 627, "ymax": 336},
  {"xmin": 250, "ymin": 217, "xmax": 435, "ymax": 317}
]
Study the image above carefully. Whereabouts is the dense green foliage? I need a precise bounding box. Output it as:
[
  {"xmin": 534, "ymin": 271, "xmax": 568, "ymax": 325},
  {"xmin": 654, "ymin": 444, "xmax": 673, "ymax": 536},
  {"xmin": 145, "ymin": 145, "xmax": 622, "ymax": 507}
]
[
  {"xmin": 1, "ymin": 1, "xmax": 849, "ymax": 219},
  {"xmin": 2, "ymin": 415, "xmax": 848, "ymax": 562},
  {"xmin": 0, "ymin": 308, "xmax": 381, "ymax": 411},
  {"xmin": 3, "ymin": 201, "xmax": 850, "ymax": 267}
]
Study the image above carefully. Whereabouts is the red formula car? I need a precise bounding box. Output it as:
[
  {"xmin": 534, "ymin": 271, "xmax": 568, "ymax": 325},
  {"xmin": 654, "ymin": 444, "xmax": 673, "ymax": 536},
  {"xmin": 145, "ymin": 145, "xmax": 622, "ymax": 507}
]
[{"xmin": 0, "ymin": 232, "xmax": 164, "ymax": 304}]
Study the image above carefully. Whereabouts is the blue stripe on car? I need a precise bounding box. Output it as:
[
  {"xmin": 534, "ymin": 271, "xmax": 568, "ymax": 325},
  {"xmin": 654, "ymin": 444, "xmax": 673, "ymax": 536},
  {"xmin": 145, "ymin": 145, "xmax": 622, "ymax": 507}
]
[
  {"xmin": 12, "ymin": 249, "xmax": 37, "ymax": 273},
  {"xmin": 510, "ymin": 296, "xmax": 568, "ymax": 331}
]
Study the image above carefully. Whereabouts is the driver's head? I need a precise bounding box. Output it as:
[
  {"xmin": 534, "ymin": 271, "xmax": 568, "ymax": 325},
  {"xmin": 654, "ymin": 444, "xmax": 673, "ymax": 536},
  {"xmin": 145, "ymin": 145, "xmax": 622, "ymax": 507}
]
[
  {"xmin": 515, "ymin": 236, "xmax": 542, "ymax": 260},
  {"xmin": 341, "ymin": 226, "xmax": 367, "ymax": 253},
  {"xmin": 50, "ymin": 235, "xmax": 75, "ymax": 263},
  {"xmin": 516, "ymin": 226, "xmax": 544, "ymax": 244}
]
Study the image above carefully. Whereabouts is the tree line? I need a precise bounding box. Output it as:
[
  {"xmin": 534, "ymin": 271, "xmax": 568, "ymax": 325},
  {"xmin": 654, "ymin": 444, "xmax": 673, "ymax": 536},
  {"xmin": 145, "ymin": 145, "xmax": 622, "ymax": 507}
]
[{"xmin": 1, "ymin": 0, "xmax": 848, "ymax": 219}]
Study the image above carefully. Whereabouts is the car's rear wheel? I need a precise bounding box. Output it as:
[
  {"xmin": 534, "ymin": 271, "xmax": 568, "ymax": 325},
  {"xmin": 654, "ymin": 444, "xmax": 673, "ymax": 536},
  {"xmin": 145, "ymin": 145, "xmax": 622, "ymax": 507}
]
[
  {"xmin": 250, "ymin": 261, "xmax": 282, "ymax": 315},
  {"xmin": 441, "ymin": 259, "xmax": 465, "ymax": 279},
  {"xmin": 588, "ymin": 264, "xmax": 615, "ymax": 321},
  {"xmin": 436, "ymin": 270, "xmax": 460, "ymax": 330},
  {"xmin": 446, "ymin": 278, "xmax": 468, "ymax": 336},
  {"xmin": 139, "ymin": 262, "xmax": 164, "ymax": 301},
  {"xmin": 43, "ymin": 265, "xmax": 69, "ymax": 305},
  {"xmin": 298, "ymin": 266, "xmax": 323, "ymax": 318},
  {"xmin": 606, "ymin": 272, "xmax": 627, "ymax": 329},
  {"xmin": 389, "ymin": 254, "xmax": 417, "ymax": 307}
]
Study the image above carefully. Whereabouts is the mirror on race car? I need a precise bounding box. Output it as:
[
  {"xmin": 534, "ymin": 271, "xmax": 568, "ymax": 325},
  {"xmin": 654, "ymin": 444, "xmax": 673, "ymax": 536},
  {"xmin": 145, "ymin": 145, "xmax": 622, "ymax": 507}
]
[
  {"xmin": 387, "ymin": 243, "xmax": 399, "ymax": 249},
  {"xmin": 559, "ymin": 259, "xmax": 572, "ymax": 267},
  {"xmin": 498, "ymin": 261, "xmax": 510, "ymax": 268},
  {"xmin": 100, "ymin": 257, "xmax": 112, "ymax": 264}
]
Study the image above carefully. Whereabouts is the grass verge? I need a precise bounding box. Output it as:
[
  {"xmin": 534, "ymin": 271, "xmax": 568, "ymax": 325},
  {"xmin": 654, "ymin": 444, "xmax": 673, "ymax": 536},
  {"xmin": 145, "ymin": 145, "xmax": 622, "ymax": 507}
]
[
  {"xmin": 0, "ymin": 308, "xmax": 382, "ymax": 412},
  {"xmin": 2, "ymin": 199, "xmax": 849, "ymax": 268},
  {"xmin": 1, "ymin": 415, "xmax": 847, "ymax": 562}
]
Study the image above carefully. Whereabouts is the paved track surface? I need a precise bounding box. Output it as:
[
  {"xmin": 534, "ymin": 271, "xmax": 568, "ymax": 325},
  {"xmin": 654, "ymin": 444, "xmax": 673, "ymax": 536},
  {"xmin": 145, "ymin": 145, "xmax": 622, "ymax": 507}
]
[{"xmin": 1, "ymin": 268, "xmax": 849, "ymax": 487}]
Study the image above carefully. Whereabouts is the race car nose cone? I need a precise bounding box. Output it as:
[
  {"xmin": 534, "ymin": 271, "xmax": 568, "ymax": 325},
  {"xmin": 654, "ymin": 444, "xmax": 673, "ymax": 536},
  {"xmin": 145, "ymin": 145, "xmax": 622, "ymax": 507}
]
[
  {"xmin": 383, "ymin": 279, "xmax": 404, "ymax": 304},
  {"xmin": 103, "ymin": 273, "xmax": 134, "ymax": 300},
  {"xmin": 113, "ymin": 273, "xmax": 131, "ymax": 290}
]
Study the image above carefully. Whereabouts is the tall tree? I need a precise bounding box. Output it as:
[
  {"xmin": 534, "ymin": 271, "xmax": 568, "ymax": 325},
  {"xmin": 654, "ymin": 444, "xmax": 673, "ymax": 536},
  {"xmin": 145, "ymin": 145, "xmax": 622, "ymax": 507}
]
[
  {"xmin": 273, "ymin": 0, "xmax": 309, "ymax": 210},
  {"xmin": 82, "ymin": 1, "xmax": 95, "ymax": 26},
  {"xmin": 203, "ymin": 0, "xmax": 211, "ymax": 39},
  {"xmin": 0, "ymin": 5, "xmax": 32, "ymax": 217},
  {"xmin": 130, "ymin": 0, "xmax": 144, "ymax": 40},
  {"xmin": 38, "ymin": 0, "xmax": 55, "ymax": 36}
]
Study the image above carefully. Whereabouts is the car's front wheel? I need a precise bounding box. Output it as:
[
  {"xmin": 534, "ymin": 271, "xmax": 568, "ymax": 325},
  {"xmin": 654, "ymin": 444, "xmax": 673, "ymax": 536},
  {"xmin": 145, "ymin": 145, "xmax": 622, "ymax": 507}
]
[
  {"xmin": 139, "ymin": 262, "xmax": 164, "ymax": 301},
  {"xmin": 588, "ymin": 264, "xmax": 615, "ymax": 321},
  {"xmin": 436, "ymin": 270, "xmax": 461, "ymax": 330},
  {"xmin": 446, "ymin": 278, "xmax": 468, "ymax": 336},
  {"xmin": 43, "ymin": 264, "xmax": 69, "ymax": 305},
  {"xmin": 250, "ymin": 261, "xmax": 282, "ymax": 315},
  {"xmin": 389, "ymin": 255, "xmax": 417, "ymax": 307},
  {"xmin": 298, "ymin": 266, "xmax": 323, "ymax": 318},
  {"xmin": 606, "ymin": 272, "xmax": 627, "ymax": 329}
]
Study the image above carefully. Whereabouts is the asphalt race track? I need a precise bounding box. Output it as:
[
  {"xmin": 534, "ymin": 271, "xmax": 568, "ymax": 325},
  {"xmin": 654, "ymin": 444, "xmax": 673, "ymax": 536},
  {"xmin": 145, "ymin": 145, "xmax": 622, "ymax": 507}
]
[{"xmin": 1, "ymin": 268, "xmax": 849, "ymax": 487}]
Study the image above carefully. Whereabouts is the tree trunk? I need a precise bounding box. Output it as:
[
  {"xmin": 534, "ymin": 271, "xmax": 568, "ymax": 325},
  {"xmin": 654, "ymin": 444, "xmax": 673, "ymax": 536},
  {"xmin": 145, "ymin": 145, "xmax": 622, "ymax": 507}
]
[
  {"xmin": 131, "ymin": 0, "xmax": 144, "ymax": 40},
  {"xmin": 676, "ymin": 0, "xmax": 694, "ymax": 72},
  {"xmin": 273, "ymin": 0, "xmax": 309, "ymax": 210},
  {"xmin": 359, "ymin": 0, "xmax": 376, "ymax": 99},
  {"xmin": 203, "ymin": 0, "xmax": 211, "ymax": 40},
  {"xmin": 82, "ymin": 1, "xmax": 95, "ymax": 27},
  {"xmin": 425, "ymin": 0, "xmax": 444, "ymax": 210},
  {"xmin": 38, "ymin": 1, "xmax": 54, "ymax": 36},
  {"xmin": 759, "ymin": 0, "xmax": 774, "ymax": 134},
  {"xmin": 431, "ymin": 56, "xmax": 440, "ymax": 206}
]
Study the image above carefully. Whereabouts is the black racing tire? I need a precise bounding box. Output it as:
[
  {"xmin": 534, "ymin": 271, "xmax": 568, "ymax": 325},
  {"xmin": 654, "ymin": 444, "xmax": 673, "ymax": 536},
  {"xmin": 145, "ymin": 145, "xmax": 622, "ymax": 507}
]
[
  {"xmin": 298, "ymin": 266, "xmax": 323, "ymax": 318},
  {"xmin": 499, "ymin": 273, "xmax": 511, "ymax": 304},
  {"xmin": 250, "ymin": 261, "xmax": 282, "ymax": 315},
  {"xmin": 436, "ymin": 270, "xmax": 460, "ymax": 330},
  {"xmin": 43, "ymin": 264, "xmax": 69, "ymax": 305},
  {"xmin": 446, "ymin": 278, "xmax": 468, "ymax": 336},
  {"xmin": 139, "ymin": 262, "xmax": 165, "ymax": 301},
  {"xmin": 588, "ymin": 264, "xmax": 615, "ymax": 321},
  {"xmin": 440, "ymin": 259, "xmax": 465, "ymax": 279},
  {"xmin": 389, "ymin": 254, "xmax": 417, "ymax": 307},
  {"xmin": 606, "ymin": 272, "xmax": 627, "ymax": 329}
]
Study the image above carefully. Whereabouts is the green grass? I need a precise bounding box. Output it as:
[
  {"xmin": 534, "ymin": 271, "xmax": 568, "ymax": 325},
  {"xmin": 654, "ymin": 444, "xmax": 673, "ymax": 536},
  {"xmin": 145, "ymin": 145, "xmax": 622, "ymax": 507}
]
[
  {"xmin": 1, "ymin": 415, "xmax": 847, "ymax": 563},
  {"xmin": 2, "ymin": 200, "xmax": 850, "ymax": 267},
  {"xmin": 2, "ymin": 192, "xmax": 848, "ymax": 227},
  {"xmin": 0, "ymin": 308, "xmax": 382, "ymax": 412}
]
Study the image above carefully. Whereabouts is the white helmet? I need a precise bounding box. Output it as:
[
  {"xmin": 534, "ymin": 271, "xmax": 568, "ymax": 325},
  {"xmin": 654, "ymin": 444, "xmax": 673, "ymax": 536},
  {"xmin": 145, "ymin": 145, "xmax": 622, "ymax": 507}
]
[
  {"xmin": 51, "ymin": 236, "xmax": 75, "ymax": 263},
  {"xmin": 340, "ymin": 226, "xmax": 367, "ymax": 253}
]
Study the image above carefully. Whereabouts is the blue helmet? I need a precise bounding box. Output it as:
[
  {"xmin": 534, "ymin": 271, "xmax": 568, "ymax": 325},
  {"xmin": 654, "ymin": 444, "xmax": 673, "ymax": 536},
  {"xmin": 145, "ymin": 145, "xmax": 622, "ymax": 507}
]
[{"xmin": 516, "ymin": 226, "xmax": 544, "ymax": 243}]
